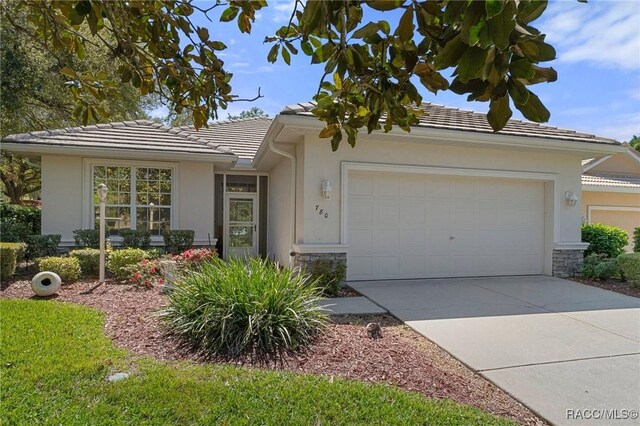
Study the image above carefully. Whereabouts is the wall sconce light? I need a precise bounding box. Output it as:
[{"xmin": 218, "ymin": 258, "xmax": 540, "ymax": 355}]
[
  {"xmin": 321, "ymin": 180, "xmax": 333, "ymax": 200},
  {"xmin": 565, "ymin": 191, "xmax": 578, "ymax": 207}
]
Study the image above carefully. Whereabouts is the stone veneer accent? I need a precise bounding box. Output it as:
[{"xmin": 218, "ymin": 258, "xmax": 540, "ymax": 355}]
[
  {"xmin": 292, "ymin": 252, "xmax": 347, "ymax": 273},
  {"xmin": 552, "ymin": 249, "xmax": 585, "ymax": 278}
]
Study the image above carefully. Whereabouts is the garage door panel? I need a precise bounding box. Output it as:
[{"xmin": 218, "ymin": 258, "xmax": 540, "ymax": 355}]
[{"xmin": 347, "ymin": 171, "xmax": 544, "ymax": 280}]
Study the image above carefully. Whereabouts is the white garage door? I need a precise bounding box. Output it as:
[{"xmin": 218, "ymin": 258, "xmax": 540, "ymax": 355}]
[{"xmin": 347, "ymin": 171, "xmax": 545, "ymax": 280}]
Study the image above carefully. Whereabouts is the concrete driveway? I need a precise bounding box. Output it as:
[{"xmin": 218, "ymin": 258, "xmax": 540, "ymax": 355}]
[{"xmin": 351, "ymin": 276, "xmax": 640, "ymax": 425}]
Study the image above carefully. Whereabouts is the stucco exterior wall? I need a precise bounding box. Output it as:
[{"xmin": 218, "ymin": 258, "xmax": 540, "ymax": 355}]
[
  {"xmin": 40, "ymin": 156, "xmax": 216, "ymax": 247},
  {"xmin": 582, "ymin": 191, "xmax": 640, "ymax": 251},
  {"xmin": 41, "ymin": 155, "xmax": 84, "ymax": 245},
  {"xmin": 298, "ymin": 134, "xmax": 584, "ymax": 248},
  {"xmin": 267, "ymin": 156, "xmax": 293, "ymax": 264},
  {"xmin": 274, "ymin": 134, "xmax": 588, "ymax": 276}
]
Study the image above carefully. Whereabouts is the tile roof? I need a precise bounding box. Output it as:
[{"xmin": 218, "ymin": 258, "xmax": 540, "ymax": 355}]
[
  {"xmin": 2, "ymin": 120, "xmax": 234, "ymax": 156},
  {"xmin": 582, "ymin": 174, "xmax": 640, "ymax": 188},
  {"xmin": 178, "ymin": 117, "xmax": 272, "ymax": 160},
  {"xmin": 281, "ymin": 102, "xmax": 619, "ymax": 145}
]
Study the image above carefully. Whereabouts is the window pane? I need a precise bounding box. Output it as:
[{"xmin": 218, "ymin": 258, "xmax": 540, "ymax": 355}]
[
  {"xmin": 160, "ymin": 193, "xmax": 171, "ymax": 205},
  {"xmin": 149, "ymin": 192, "xmax": 160, "ymax": 205},
  {"xmin": 95, "ymin": 206, "xmax": 131, "ymax": 235},
  {"xmin": 229, "ymin": 199, "xmax": 253, "ymax": 222},
  {"xmin": 136, "ymin": 168, "xmax": 148, "ymax": 180},
  {"xmin": 226, "ymin": 175, "xmax": 257, "ymax": 192},
  {"xmin": 229, "ymin": 225, "xmax": 253, "ymax": 247}
]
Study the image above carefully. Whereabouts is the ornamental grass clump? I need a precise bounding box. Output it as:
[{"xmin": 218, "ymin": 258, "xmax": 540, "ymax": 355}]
[{"xmin": 159, "ymin": 257, "xmax": 327, "ymax": 361}]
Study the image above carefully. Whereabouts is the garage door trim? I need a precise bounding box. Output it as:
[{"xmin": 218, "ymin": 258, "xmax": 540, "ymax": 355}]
[{"xmin": 340, "ymin": 162, "xmax": 558, "ymax": 279}]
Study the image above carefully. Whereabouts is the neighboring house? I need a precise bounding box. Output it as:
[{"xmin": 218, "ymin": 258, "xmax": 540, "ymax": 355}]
[
  {"xmin": 1, "ymin": 103, "xmax": 624, "ymax": 279},
  {"xmin": 581, "ymin": 148, "xmax": 640, "ymax": 252}
]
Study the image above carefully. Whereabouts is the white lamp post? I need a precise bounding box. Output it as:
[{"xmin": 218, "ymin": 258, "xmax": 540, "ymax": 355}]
[{"xmin": 97, "ymin": 183, "xmax": 108, "ymax": 283}]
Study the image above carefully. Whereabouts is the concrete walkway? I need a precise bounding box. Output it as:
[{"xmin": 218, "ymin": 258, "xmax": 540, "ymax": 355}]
[{"xmin": 351, "ymin": 276, "xmax": 640, "ymax": 425}]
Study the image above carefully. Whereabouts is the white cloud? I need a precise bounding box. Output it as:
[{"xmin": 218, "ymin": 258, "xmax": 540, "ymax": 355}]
[
  {"xmin": 596, "ymin": 111, "xmax": 640, "ymax": 141},
  {"xmin": 269, "ymin": 0, "xmax": 298, "ymax": 23},
  {"xmin": 539, "ymin": 0, "xmax": 640, "ymax": 70}
]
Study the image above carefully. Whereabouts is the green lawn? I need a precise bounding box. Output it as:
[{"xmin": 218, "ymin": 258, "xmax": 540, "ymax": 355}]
[{"xmin": 0, "ymin": 299, "xmax": 514, "ymax": 425}]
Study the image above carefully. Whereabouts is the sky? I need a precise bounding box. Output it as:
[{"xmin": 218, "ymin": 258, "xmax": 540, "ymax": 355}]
[{"xmin": 149, "ymin": 0, "xmax": 640, "ymax": 142}]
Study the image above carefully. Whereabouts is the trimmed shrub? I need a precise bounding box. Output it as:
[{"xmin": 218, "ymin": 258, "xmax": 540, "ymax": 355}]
[
  {"xmin": 73, "ymin": 229, "xmax": 102, "ymax": 248},
  {"xmin": 0, "ymin": 242, "xmax": 26, "ymax": 280},
  {"xmin": 173, "ymin": 248, "xmax": 216, "ymax": 269},
  {"xmin": 70, "ymin": 249, "xmax": 101, "ymax": 277},
  {"xmin": 618, "ymin": 253, "xmax": 640, "ymax": 288},
  {"xmin": 162, "ymin": 230, "xmax": 194, "ymax": 254},
  {"xmin": 108, "ymin": 248, "xmax": 149, "ymax": 280},
  {"xmin": 37, "ymin": 256, "xmax": 81, "ymax": 283},
  {"xmin": 0, "ymin": 203, "xmax": 40, "ymax": 242},
  {"xmin": 119, "ymin": 229, "xmax": 151, "ymax": 249},
  {"xmin": 308, "ymin": 259, "xmax": 347, "ymax": 296},
  {"xmin": 25, "ymin": 234, "xmax": 61, "ymax": 259},
  {"xmin": 634, "ymin": 227, "xmax": 640, "ymax": 253},
  {"xmin": 159, "ymin": 257, "xmax": 327, "ymax": 360},
  {"xmin": 581, "ymin": 223, "xmax": 628, "ymax": 258},
  {"xmin": 580, "ymin": 254, "xmax": 620, "ymax": 281},
  {"xmin": 0, "ymin": 220, "xmax": 31, "ymax": 243},
  {"xmin": 125, "ymin": 258, "xmax": 165, "ymax": 288}
]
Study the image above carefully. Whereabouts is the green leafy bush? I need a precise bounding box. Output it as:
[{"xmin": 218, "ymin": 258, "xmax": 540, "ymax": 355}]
[
  {"xmin": 70, "ymin": 249, "xmax": 102, "ymax": 277},
  {"xmin": 0, "ymin": 203, "xmax": 41, "ymax": 242},
  {"xmin": 580, "ymin": 254, "xmax": 620, "ymax": 281},
  {"xmin": 159, "ymin": 257, "xmax": 327, "ymax": 360},
  {"xmin": 37, "ymin": 256, "xmax": 81, "ymax": 283},
  {"xmin": 0, "ymin": 242, "xmax": 26, "ymax": 280},
  {"xmin": 308, "ymin": 259, "xmax": 347, "ymax": 296},
  {"xmin": 73, "ymin": 229, "xmax": 104, "ymax": 248},
  {"xmin": 25, "ymin": 234, "xmax": 61, "ymax": 259},
  {"xmin": 119, "ymin": 229, "xmax": 151, "ymax": 249},
  {"xmin": 581, "ymin": 223, "xmax": 628, "ymax": 258},
  {"xmin": 618, "ymin": 253, "xmax": 640, "ymax": 288},
  {"xmin": 634, "ymin": 227, "xmax": 640, "ymax": 253},
  {"xmin": 108, "ymin": 248, "xmax": 149, "ymax": 280},
  {"xmin": 0, "ymin": 220, "xmax": 31, "ymax": 243},
  {"xmin": 162, "ymin": 230, "xmax": 194, "ymax": 254}
]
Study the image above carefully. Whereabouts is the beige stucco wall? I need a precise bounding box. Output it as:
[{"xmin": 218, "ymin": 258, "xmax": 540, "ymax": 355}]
[
  {"xmin": 267, "ymin": 155, "xmax": 293, "ymax": 264},
  {"xmin": 588, "ymin": 153, "xmax": 639, "ymax": 175},
  {"xmin": 298, "ymin": 134, "xmax": 583, "ymax": 244},
  {"xmin": 40, "ymin": 156, "xmax": 215, "ymax": 246},
  {"xmin": 41, "ymin": 155, "xmax": 84, "ymax": 245},
  {"xmin": 282, "ymin": 134, "xmax": 585, "ymax": 275},
  {"xmin": 582, "ymin": 191, "xmax": 640, "ymax": 251}
]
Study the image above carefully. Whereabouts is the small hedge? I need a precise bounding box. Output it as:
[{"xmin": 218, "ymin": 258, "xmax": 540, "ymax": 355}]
[
  {"xmin": 73, "ymin": 229, "xmax": 102, "ymax": 248},
  {"xmin": 634, "ymin": 227, "xmax": 640, "ymax": 253},
  {"xmin": 70, "ymin": 249, "xmax": 101, "ymax": 277},
  {"xmin": 618, "ymin": 253, "xmax": 640, "ymax": 287},
  {"xmin": 308, "ymin": 259, "xmax": 347, "ymax": 296},
  {"xmin": 37, "ymin": 256, "xmax": 81, "ymax": 284},
  {"xmin": 119, "ymin": 229, "xmax": 151, "ymax": 249},
  {"xmin": 0, "ymin": 242, "xmax": 27, "ymax": 281},
  {"xmin": 25, "ymin": 234, "xmax": 61, "ymax": 259},
  {"xmin": 162, "ymin": 230, "xmax": 194, "ymax": 254},
  {"xmin": 108, "ymin": 248, "xmax": 149, "ymax": 280},
  {"xmin": 581, "ymin": 254, "xmax": 620, "ymax": 281},
  {"xmin": 0, "ymin": 203, "xmax": 41, "ymax": 242},
  {"xmin": 581, "ymin": 223, "xmax": 628, "ymax": 258}
]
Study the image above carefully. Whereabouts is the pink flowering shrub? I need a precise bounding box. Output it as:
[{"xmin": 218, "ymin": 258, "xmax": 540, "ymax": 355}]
[
  {"xmin": 173, "ymin": 248, "xmax": 216, "ymax": 269},
  {"xmin": 126, "ymin": 258, "xmax": 164, "ymax": 289}
]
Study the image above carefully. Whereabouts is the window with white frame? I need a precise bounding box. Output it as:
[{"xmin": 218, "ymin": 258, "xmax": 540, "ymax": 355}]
[{"xmin": 92, "ymin": 165, "xmax": 173, "ymax": 236}]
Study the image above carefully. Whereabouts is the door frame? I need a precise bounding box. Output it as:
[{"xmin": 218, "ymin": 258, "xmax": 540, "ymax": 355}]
[{"xmin": 224, "ymin": 192, "xmax": 258, "ymax": 259}]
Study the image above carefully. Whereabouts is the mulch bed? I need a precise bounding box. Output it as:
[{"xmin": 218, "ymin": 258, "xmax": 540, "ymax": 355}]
[
  {"xmin": 572, "ymin": 278, "xmax": 640, "ymax": 298},
  {"xmin": 1, "ymin": 279, "xmax": 544, "ymax": 425}
]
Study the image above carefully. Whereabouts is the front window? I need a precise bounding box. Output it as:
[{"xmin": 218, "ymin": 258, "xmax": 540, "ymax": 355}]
[{"xmin": 92, "ymin": 165, "xmax": 172, "ymax": 236}]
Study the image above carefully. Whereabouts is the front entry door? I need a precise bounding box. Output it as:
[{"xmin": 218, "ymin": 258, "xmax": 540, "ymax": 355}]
[{"xmin": 224, "ymin": 194, "xmax": 258, "ymax": 259}]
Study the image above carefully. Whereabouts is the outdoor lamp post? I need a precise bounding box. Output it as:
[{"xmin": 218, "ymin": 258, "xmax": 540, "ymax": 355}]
[{"xmin": 97, "ymin": 183, "xmax": 108, "ymax": 283}]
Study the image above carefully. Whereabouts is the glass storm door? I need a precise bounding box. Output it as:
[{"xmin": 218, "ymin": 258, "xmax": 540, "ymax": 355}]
[{"xmin": 224, "ymin": 194, "xmax": 258, "ymax": 259}]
